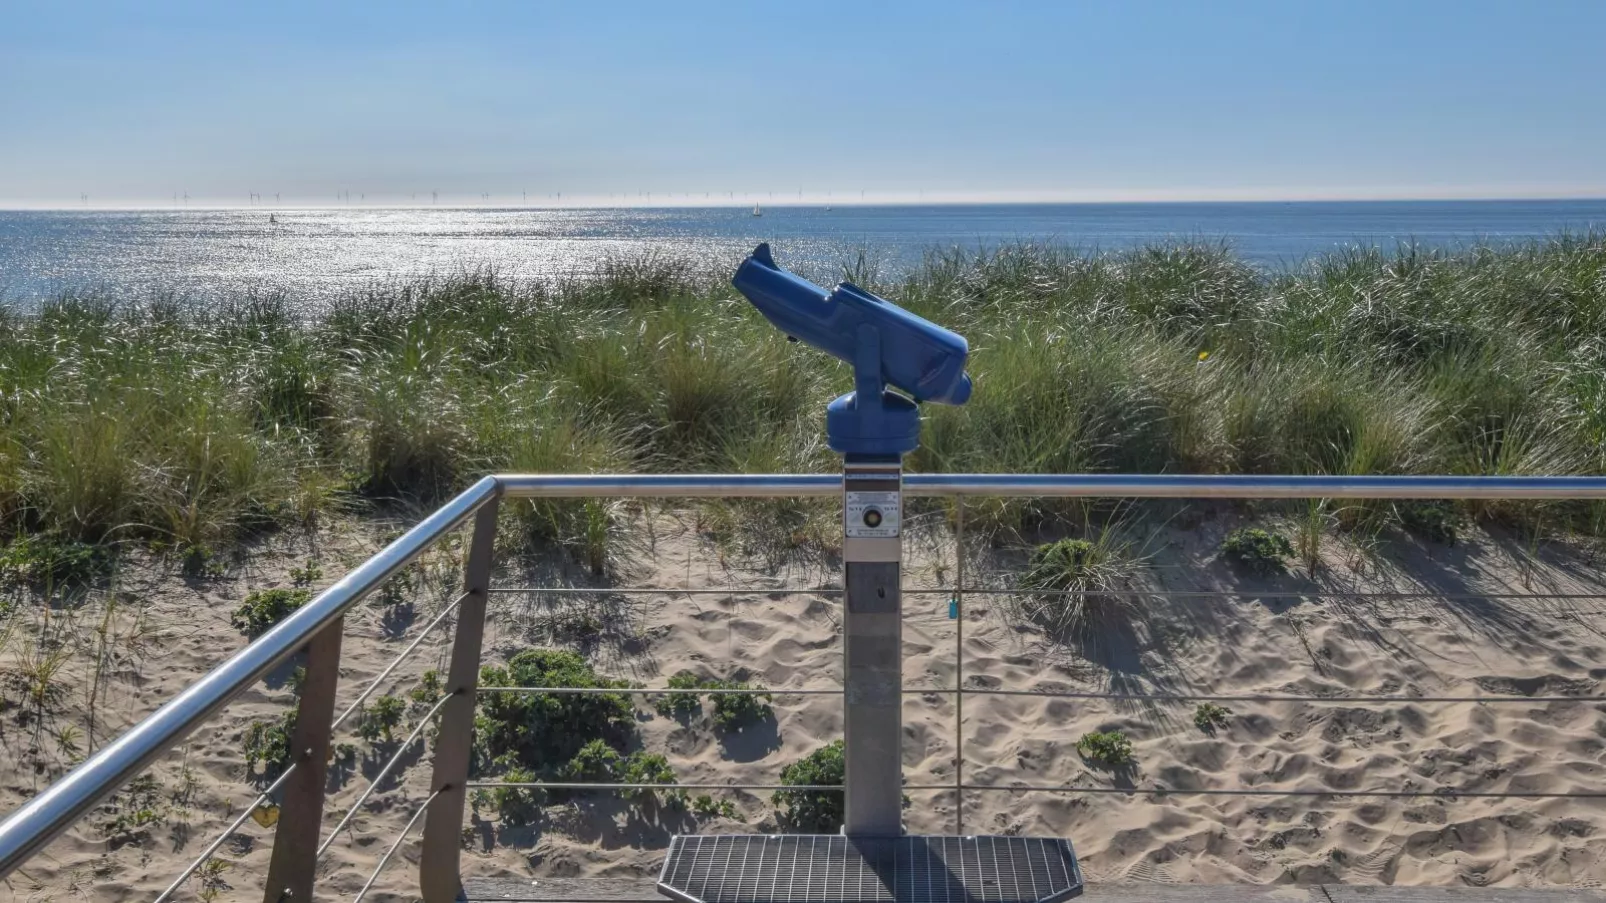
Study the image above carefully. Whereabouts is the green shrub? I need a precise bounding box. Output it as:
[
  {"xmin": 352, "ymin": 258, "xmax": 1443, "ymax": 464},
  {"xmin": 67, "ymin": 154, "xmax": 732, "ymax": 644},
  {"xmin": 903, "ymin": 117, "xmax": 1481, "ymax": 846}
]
[
  {"xmin": 475, "ymin": 649, "xmax": 637, "ymax": 768},
  {"xmin": 356, "ymin": 694, "xmax": 406, "ymax": 743},
  {"xmin": 772, "ymin": 740, "xmax": 844, "ymax": 832},
  {"xmin": 230, "ymin": 588, "xmax": 312, "ymax": 636},
  {"xmin": 1219, "ymin": 528, "xmax": 1294, "ymax": 576},
  {"xmin": 1193, "ymin": 702, "xmax": 1232, "ymax": 732},
  {"xmin": 1076, "ymin": 730, "xmax": 1135, "ymax": 768}
]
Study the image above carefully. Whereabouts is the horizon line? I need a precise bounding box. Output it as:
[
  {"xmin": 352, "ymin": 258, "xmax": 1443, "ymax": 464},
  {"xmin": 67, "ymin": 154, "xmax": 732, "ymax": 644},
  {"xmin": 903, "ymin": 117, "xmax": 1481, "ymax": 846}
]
[{"xmin": 5, "ymin": 186, "xmax": 1606, "ymax": 212}]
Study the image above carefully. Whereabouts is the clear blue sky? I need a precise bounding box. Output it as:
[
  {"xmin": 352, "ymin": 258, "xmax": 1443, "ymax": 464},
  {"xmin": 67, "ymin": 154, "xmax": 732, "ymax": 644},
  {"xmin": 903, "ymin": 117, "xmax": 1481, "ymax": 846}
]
[{"xmin": 3, "ymin": 0, "xmax": 1604, "ymax": 206}]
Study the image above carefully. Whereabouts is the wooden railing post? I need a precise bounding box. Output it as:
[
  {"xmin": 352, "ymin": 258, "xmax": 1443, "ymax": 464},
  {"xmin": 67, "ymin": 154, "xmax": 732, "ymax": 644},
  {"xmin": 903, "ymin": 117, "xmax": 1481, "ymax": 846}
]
[
  {"xmin": 262, "ymin": 617, "xmax": 344, "ymax": 903},
  {"xmin": 419, "ymin": 496, "xmax": 498, "ymax": 902}
]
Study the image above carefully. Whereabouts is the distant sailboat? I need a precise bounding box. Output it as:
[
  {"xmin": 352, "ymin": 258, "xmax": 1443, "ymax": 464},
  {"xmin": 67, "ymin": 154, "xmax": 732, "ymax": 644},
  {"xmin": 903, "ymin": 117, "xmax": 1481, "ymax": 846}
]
[
  {"xmin": 752, "ymin": 204, "xmax": 763, "ymax": 217},
  {"xmin": 268, "ymin": 214, "xmax": 278, "ymax": 225}
]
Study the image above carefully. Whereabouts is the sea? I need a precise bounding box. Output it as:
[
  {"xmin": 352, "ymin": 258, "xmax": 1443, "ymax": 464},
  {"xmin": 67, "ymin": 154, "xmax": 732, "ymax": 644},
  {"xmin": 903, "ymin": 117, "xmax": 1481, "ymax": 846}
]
[{"xmin": 1, "ymin": 199, "xmax": 1603, "ymax": 308}]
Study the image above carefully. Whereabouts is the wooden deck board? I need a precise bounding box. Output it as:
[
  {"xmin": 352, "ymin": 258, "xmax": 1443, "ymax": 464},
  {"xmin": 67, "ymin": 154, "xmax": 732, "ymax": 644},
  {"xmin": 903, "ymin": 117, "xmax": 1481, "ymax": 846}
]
[{"xmin": 460, "ymin": 876, "xmax": 1606, "ymax": 902}]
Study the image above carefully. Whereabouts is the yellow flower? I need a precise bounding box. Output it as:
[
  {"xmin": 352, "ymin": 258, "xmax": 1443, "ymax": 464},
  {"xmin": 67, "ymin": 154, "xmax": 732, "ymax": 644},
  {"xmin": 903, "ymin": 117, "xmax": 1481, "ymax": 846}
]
[{"xmin": 1197, "ymin": 350, "xmax": 1211, "ymax": 362}]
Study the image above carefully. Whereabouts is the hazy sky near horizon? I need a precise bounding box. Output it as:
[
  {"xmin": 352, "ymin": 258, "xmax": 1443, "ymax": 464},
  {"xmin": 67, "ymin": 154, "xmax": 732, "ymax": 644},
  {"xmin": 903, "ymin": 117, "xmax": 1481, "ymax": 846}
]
[{"xmin": 3, "ymin": 0, "xmax": 1605, "ymax": 206}]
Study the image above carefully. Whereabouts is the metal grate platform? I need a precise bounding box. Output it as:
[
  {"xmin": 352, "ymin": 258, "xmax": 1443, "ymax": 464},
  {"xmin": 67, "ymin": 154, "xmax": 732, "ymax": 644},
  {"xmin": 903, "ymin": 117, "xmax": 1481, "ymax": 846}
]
[{"xmin": 657, "ymin": 834, "xmax": 1083, "ymax": 903}]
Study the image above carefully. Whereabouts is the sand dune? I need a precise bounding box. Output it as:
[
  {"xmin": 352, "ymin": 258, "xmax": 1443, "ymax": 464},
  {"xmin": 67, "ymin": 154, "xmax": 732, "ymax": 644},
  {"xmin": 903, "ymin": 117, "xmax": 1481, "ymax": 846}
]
[{"xmin": 5, "ymin": 512, "xmax": 1606, "ymax": 900}]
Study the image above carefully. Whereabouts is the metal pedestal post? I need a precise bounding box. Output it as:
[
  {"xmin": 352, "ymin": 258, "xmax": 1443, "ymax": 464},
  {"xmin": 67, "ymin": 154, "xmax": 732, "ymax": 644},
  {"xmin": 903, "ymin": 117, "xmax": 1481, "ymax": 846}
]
[{"xmin": 841, "ymin": 455, "xmax": 903, "ymax": 837}]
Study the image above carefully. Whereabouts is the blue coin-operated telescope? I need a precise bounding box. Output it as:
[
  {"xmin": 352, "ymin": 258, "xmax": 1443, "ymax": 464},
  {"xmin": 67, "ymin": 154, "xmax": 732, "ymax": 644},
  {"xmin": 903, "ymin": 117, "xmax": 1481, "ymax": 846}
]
[
  {"xmin": 661, "ymin": 250, "xmax": 1080, "ymax": 901},
  {"xmin": 731, "ymin": 243, "xmax": 971, "ymax": 456},
  {"xmin": 733, "ymin": 242, "xmax": 972, "ymax": 836}
]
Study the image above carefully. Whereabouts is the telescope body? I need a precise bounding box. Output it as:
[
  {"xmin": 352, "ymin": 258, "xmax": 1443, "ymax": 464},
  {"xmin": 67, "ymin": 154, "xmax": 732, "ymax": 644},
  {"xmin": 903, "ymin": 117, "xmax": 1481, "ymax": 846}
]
[{"xmin": 731, "ymin": 243, "xmax": 971, "ymax": 456}]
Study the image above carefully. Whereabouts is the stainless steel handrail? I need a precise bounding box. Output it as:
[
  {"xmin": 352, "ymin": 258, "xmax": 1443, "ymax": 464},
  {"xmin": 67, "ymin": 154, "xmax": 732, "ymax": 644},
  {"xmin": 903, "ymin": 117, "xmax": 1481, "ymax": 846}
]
[
  {"xmin": 903, "ymin": 473, "xmax": 1606, "ymax": 498},
  {"xmin": 496, "ymin": 472, "xmax": 1606, "ymax": 500},
  {"xmin": 7, "ymin": 470, "xmax": 1606, "ymax": 885},
  {"xmin": 0, "ymin": 475, "xmax": 501, "ymax": 878}
]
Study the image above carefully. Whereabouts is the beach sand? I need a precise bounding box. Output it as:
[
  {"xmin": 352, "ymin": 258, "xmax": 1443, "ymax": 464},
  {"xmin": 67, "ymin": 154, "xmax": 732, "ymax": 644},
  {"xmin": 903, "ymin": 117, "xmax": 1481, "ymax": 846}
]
[{"xmin": 5, "ymin": 506, "xmax": 1606, "ymax": 900}]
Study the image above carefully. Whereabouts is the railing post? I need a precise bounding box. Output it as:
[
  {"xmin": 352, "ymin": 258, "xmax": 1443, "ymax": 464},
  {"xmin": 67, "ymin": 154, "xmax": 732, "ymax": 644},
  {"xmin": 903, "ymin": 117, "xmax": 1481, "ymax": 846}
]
[
  {"xmin": 842, "ymin": 457, "xmax": 904, "ymax": 836},
  {"xmin": 262, "ymin": 616, "xmax": 344, "ymax": 903},
  {"xmin": 420, "ymin": 495, "xmax": 499, "ymax": 902}
]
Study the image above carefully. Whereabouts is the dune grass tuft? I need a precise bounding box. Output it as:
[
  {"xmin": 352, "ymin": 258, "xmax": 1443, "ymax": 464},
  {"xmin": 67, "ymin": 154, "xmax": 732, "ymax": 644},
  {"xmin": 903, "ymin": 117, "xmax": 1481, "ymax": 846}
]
[{"xmin": 1015, "ymin": 532, "xmax": 1145, "ymax": 649}]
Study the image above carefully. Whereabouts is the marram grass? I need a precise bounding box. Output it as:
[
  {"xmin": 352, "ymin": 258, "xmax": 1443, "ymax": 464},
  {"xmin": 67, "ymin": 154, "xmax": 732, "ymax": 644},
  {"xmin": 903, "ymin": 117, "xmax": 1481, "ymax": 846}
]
[{"xmin": 2, "ymin": 235, "xmax": 1605, "ymax": 556}]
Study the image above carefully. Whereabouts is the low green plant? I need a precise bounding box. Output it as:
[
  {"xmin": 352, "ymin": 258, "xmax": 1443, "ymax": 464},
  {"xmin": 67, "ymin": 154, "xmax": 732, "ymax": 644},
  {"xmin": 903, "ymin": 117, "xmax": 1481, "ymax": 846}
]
[
  {"xmin": 1220, "ymin": 527, "xmax": 1295, "ymax": 576},
  {"xmin": 557, "ymin": 739, "xmax": 678, "ymax": 804},
  {"xmin": 242, "ymin": 711, "xmax": 297, "ymax": 777},
  {"xmin": 288, "ymin": 559, "xmax": 323, "ymax": 586},
  {"xmin": 490, "ymin": 764, "xmax": 545, "ymax": 824},
  {"xmin": 230, "ymin": 588, "xmax": 312, "ymax": 636},
  {"xmin": 0, "ymin": 533, "xmax": 109, "ymax": 585},
  {"xmin": 1397, "ymin": 501, "xmax": 1460, "ymax": 545},
  {"xmin": 409, "ymin": 669, "xmax": 444, "ymax": 710},
  {"xmin": 55, "ymin": 723, "xmax": 83, "ymax": 758},
  {"xmin": 652, "ymin": 671, "xmax": 773, "ymax": 730},
  {"xmin": 710, "ymin": 680, "xmax": 773, "ymax": 731},
  {"xmin": 193, "ymin": 858, "xmax": 231, "ymax": 902},
  {"xmin": 102, "ymin": 775, "xmax": 168, "ymax": 847},
  {"xmin": 654, "ymin": 670, "xmax": 705, "ymax": 719},
  {"xmin": 1193, "ymin": 702, "xmax": 1232, "ymax": 732},
  {"xmin": 617, "ymin": 749, "xmax": 678, "ymax": 803},
  {"xmin": 691, "ymin": 794, "xmax": 739, "ymax": 819},
  {"xmin": 773, "ymin": 740, "xmax": 844, "ymax": 832},
  {"xmin": 287, "ymin": 665, "xmax": 307, "ymax": 696},
  {"xmin": 356, "ymin": 694, "xmax": 406, "ymax": 743},
  {"xmin": 558, "ymin": 737, "xmax": 622, "ymax": 781},
  {"xmin": 179, "ymin": 542, "xmax": 228, "ymax": 578},
  {"xmin": 375, "ymin": 568, "xmax": 414, "ymax": 607},
  {"xmin": 1076, "ymin": 730, "xmax": 1135, "ymax": 768}
]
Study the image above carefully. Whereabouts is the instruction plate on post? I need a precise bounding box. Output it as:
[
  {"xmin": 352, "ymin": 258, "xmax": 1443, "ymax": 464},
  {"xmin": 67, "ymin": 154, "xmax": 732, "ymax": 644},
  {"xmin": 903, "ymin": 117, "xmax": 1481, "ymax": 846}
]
[{"xmin": 845, "ymin": 491, "xmax": 900, "ymax": 538}]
